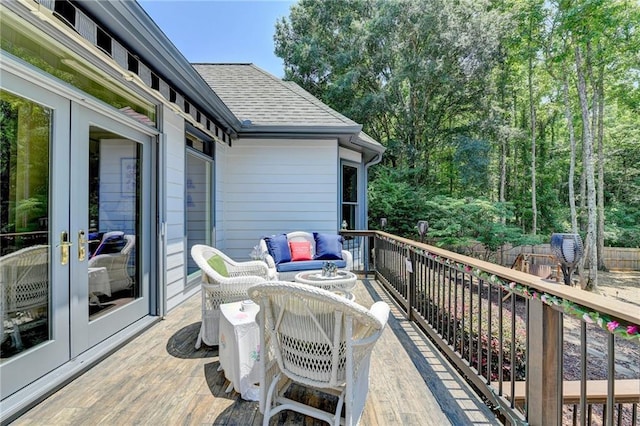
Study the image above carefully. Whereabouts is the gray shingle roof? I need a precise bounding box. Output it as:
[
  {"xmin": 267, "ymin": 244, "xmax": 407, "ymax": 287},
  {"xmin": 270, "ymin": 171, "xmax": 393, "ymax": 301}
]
[{"xmin": 192, "ymin": 63, "xmax": 359, "ymax": 128}]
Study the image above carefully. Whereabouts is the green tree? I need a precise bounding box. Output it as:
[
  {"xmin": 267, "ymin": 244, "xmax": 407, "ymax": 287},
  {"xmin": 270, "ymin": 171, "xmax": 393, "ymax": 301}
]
[{"xmin": 274, "ymin": 0, "xmax": 640, "ymax": 270}]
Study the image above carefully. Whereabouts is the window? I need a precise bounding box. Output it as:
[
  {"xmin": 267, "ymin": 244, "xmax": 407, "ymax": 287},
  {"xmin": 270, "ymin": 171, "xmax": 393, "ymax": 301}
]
[
  {"xmin": 185, "ymin": 132, "xmax": 213, "ymax": 276},
  {"xmin": 341, "ymin": 163, "xmax": 359, "ymax": 230},
  {"xmin": 54, "ymin": 0, "xmax": 76, "ymax": 28},
  {"xmin": 127, "ymin": 53, "xmax": 139, "ymax": 74},
  {"xmin": 96, "ymin": 26, "xmax": 112, "ymax": 55}
]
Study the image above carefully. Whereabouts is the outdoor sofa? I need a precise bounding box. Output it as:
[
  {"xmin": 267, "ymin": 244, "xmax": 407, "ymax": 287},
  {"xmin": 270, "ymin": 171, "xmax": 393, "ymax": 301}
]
[{"xmin": 259, "ymin": 231, "xmax": 353, "ymax": 281}]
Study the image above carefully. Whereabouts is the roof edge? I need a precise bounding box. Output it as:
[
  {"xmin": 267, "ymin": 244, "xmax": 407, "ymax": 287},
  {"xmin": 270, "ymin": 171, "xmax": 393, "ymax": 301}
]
[
  {"xmin": 238, "ymin": 124, "xmax": 363, "ymax": 135},
  {"xmin": 353, "ymin": 131, "xmax": 386, "ymax": 154}
]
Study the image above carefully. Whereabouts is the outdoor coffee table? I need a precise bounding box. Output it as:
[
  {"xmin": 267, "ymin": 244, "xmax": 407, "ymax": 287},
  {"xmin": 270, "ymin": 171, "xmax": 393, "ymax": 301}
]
[{"xmin": 294, "ymin": 270, "xmax": 357, "ymax": 301}]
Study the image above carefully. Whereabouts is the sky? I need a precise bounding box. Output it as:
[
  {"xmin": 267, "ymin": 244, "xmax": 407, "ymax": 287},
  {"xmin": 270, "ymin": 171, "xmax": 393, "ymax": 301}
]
[{"xmin": 138, "ymin": 1, "xmax": 297, "ymax": 78}]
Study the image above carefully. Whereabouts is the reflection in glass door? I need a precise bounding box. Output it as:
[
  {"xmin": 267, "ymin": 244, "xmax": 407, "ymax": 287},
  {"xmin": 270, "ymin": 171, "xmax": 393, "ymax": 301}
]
[
  {"xmin": 1, "ymin": 91, "xmax": 52, "ymax": 358},
  {"xmin": 86, "ymin": 127, "xmax": 141, "ymax": 321}
]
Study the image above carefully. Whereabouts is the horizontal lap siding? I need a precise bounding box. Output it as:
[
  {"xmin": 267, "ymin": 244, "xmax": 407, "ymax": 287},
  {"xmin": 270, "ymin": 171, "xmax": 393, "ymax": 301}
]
[
  {"xmin": 163, "ymin": 110, "xmax": 188, "ymax": 311},
  {"xmin": 222, "ymin": 138, "xmax": 339, "ymax": 260},
  {"xmin": 215, "ymin": 141, "xmax": 229, "ymax": 249}
]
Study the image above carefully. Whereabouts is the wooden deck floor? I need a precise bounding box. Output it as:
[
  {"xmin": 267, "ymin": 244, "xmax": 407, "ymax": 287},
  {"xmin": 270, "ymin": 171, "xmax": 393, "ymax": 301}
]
[{"xmin": 11, "ymin": 279, "xmax": 498, "ymax": 425}]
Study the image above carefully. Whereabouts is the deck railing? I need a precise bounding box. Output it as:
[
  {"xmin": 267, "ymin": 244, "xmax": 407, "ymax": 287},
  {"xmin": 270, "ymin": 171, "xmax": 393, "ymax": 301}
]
[{"xmin": 341, "ymin": 230, "xmax": 640, "ymax": 426}]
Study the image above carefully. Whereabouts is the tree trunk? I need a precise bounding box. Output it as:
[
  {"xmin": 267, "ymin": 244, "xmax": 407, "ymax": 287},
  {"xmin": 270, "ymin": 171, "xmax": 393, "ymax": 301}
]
[
  {"xmin": 574, "ymin": 45, "xmax": 598, "ymax": 291},
  {"xmin": 579, "ymin": 135, "xmax": 586, "ymax": 232},
  {"xmin": 500, "ymin": 134, "xmax": 507, "ymax": 204},
  {"xmin": 529, "ymin": 55, "xmax": 537, "ymax": 235},
  {"xmin": 499, "ymin": 67, "xmax": 507, "ymax": 221},
  {"xmin": 562, "ymin": 74, "xmax": 578, "ymax": 234},
  {"xmin": 596, "ymin": 63, "xmax": 607, "ymax": 271}
]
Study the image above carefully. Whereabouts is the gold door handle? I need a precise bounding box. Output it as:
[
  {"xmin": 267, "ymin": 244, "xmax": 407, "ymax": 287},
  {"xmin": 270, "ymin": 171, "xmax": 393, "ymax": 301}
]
[
  {"xmin": 56, "ymin": 231, "xmax": 72, "ymax": 265},
  {"xmin": 78, "ymin": 230, "xmax": 87, "ymax": 262}
]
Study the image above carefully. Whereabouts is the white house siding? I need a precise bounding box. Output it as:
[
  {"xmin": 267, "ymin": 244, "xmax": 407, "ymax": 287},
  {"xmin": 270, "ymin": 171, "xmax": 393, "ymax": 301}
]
[
  {"xmin": 215, "ymin": 141, "xmax": 229, "ymax": 250},
  {"xmin": 221, "ymin": 138, "xmax": 339, "ymax": 260},
  {"xmin": 162, "ymin": 109, "xmax": 189, "ymax": 310}
]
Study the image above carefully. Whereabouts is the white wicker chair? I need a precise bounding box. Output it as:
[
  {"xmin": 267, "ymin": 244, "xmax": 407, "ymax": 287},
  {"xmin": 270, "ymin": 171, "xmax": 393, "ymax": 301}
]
[
  {"xmin": 0, "ymin": 245, "xmax": 49, "ymax": 348},
  {"xmin": 191, "ymin": 245, "xmax": 270, "ymax": 349},
  {"xmin": 249, "ymin": 281, "xmax": 390, "ymax": 426},
  {"xmin": 88, "ymin": 234, "xmax": 135, "ymax": 293}
]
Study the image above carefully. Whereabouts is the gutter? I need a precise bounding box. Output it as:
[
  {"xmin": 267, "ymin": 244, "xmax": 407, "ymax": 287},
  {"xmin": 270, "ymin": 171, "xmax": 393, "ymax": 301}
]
[{"xmin": 236, "ymin": 124, "xmax": 363, "ymax": 137}]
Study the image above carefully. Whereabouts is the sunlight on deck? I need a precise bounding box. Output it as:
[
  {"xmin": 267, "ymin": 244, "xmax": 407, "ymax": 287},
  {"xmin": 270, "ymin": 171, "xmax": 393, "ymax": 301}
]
[{"xmin": 12, "ymin": 279, "xmax": 498, "ymax": 425}]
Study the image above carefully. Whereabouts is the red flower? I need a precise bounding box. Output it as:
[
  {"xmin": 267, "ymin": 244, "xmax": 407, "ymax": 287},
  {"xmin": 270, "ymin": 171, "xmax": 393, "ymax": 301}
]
[{"xmin": 606, "ymin": 321, "xmax": 619, "ymax": 332}]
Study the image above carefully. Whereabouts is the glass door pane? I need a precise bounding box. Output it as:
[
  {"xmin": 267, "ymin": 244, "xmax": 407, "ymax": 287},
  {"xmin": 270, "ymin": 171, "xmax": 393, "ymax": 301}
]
[
  {"xmin": 186, "ymin": 151, "xmax": 211, "ymax": 276},
  {"xmin": 86, "ymin": 127, "xmax": 141, "ymax": 320},
  {"xmin": 0, "ymin": 91, "xmax": 51, "ymax": 357},
  {"xmin": 0, "ymin": 70, "xmax": 71, "ymax": 400}
]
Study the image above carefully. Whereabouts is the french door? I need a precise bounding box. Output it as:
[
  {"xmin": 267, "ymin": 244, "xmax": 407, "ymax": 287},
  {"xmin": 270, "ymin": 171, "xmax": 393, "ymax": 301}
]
[{"xmin": 1, "ymin": 70, "xmax": 153, "ymax": 398}]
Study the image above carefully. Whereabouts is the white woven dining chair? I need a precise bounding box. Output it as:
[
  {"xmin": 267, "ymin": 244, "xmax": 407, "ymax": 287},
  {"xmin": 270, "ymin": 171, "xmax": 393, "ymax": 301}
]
[
  {"xmin": 248, "ymin": 281, "xmax": 390, "ymax": 426},
  {"xmin": 0, "ymin": 245, "xmax": 49, "ymax": 348},
  {"xmin": 191, "ymin": 245, "xmax": 270, "ymax": 349},
  {"xmin": 88, "ymin": 234, "xmax": 135, "ymax": 293}
]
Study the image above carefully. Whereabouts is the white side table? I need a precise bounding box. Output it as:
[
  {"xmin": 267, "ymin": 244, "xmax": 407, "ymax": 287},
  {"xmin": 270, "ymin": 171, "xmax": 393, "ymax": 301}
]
[
  {"xmin": 294, "ymin": 270, "xmax": 357, "ymax": 301},
  {"xmin": 219, "ymin": 300, "xmax": 260, "ymax": 401}
]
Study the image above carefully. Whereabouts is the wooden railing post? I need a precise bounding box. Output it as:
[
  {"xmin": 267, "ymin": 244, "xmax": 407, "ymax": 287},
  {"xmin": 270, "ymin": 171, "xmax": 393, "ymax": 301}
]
[{"xmin": 527, "ymin": 298, "xmax": 562, "ymax": 425}]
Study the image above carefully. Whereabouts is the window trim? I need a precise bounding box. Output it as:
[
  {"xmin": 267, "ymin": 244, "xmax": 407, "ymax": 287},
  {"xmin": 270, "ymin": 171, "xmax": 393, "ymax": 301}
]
[{"xmin": 185, "ymin": 130, "xmax": 214, "ymax": 280}]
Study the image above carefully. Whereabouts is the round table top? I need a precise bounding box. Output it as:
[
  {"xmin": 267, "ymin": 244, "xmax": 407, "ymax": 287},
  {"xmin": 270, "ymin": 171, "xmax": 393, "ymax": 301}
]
[
  {"xmin": 295, "ymin": 270, "xmax": 356, "ymax": 283},
  {"xmin": 294, "ymin": 271, "xmax": 357, "ymax": 300}
]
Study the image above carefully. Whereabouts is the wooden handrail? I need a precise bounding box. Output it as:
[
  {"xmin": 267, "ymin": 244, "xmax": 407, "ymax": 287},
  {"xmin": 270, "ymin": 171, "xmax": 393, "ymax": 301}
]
[
  {"xmin": 345, "ymin": 230, "xmax": 640, "ymax": 325},
  {"xmin": 497, "ymin": 379, "xmax": 640, "ymax": 405},
  {"xmin": 344, "ymin": 229, "xmax": 639, "ymax": 425}
]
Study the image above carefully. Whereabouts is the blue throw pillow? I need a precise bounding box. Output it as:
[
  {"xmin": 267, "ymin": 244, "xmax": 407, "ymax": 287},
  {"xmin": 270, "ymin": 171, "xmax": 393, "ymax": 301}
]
[
  {"xmin": 313, "ymin": 233, "xmax": 344, "ymax": 260},
  {"xmin": 264, "ymin": 234, "xmax": 292, "ymax": 265}
]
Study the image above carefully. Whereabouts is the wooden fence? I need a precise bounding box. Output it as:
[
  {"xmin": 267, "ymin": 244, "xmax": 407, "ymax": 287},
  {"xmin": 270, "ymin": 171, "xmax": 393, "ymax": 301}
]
[{"xmin": 470, "ymin": 244, "xmax": 640, "ymax": 271}]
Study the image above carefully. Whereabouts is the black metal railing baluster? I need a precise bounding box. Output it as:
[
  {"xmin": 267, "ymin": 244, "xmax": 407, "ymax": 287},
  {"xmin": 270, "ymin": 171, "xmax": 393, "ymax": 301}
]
[
  {"xmin": 510, "ymin": 291, "xmax": 516, "ymax": 410},
  {"xmin": 469, "ymin": 275, "xmax": 474, "ymax": 368},
  {"xmin": 581, "ymin": 321, "xmax": 587, "ymax": 426},
  {"xmin": 607, "ymin": 333, "xmax": 615, "ymax": 426},
  {"xmin": 477, "ymin": 277, "xmax": 483, "ymax": 378},
  {"xmin": 487, "ymin": 278, "xmax": 492, "ymax": 384},
  {"xmin": 447, "ymin": 264, "xmax": 453, "ymax": 344},
  {"xmin": 344, "ymin": 230, "xmax": 639, "ymax": 426}
]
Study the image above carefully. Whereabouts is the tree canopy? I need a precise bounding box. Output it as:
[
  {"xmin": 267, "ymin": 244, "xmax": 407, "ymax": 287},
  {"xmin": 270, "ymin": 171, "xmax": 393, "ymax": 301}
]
[{"xmin": 274, "ymin": 0, "xmax": 640, "ymax": 281}]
